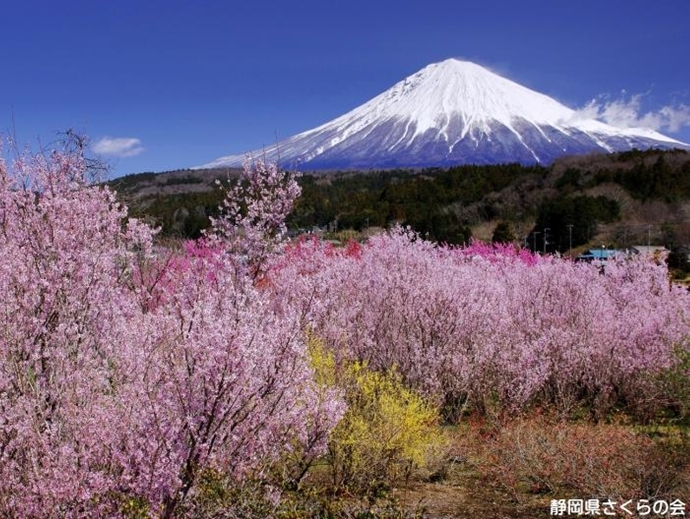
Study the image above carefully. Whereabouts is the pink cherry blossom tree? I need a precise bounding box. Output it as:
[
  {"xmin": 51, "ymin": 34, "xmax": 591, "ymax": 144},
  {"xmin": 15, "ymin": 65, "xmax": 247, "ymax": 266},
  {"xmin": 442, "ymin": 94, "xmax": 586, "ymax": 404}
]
[
  {"xmin": 208, "ymin": 158, "xmax": 301, "ymax": 278},
  {"xmin": 269, "ymin": 228, "xmax": 690, "ymax": 420},
  {"xmin": 126, "ymin": 241, "xmax": 344, "ymax": 517},
  {"xmin": 0, "ymin": 146, "xmax": 342, "ymax": 518},
  {"xmin": 0, "ymin": 146, "xmax": 155, "ymax": 516}
]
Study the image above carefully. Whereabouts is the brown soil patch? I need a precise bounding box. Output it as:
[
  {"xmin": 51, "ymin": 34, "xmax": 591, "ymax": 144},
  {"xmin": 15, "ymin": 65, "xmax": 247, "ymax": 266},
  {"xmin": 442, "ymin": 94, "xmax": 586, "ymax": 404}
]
[{"xmin": 393, "ymin": 460, "xmax": 551, "ymax": 519}]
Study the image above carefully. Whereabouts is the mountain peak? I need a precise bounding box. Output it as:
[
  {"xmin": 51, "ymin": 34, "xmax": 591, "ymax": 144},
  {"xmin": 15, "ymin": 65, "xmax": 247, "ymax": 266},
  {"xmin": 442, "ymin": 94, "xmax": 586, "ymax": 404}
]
[
  {"xmin": 199, "ymin": 61, "xmax": 687, "ymax": 170},
  {"xmin": 420, "ymin": 58, "xmax": 499, "ymax": 78},
  {"xmin": 364, "ymin": 58, "xmax": 575, "ymax": 135}
]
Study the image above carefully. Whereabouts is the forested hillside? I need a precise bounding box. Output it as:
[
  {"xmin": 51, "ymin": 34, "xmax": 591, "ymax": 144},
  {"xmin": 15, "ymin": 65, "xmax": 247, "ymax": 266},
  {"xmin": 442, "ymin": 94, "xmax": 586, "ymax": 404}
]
[{"xmin": 111, "ymin": 148, "xmax": 690, "ymax": 253}]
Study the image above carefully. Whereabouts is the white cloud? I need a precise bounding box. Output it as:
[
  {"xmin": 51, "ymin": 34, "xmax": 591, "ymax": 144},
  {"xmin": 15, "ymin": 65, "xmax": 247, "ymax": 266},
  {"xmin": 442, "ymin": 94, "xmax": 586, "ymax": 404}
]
[
  {"xmin": 573, "ymin": 92, "xmax": 690, "ymax": 133},
  {"xmin": 92, "ymin": 137, "xmax": 145, "ymax": 158}
]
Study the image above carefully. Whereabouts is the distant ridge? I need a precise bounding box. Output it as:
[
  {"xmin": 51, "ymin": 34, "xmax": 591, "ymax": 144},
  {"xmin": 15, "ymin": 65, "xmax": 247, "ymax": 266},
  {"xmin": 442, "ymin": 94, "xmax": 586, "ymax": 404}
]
[{"xmin": 198, "ymin": 59, "xmax": 688, "ymax": 170}]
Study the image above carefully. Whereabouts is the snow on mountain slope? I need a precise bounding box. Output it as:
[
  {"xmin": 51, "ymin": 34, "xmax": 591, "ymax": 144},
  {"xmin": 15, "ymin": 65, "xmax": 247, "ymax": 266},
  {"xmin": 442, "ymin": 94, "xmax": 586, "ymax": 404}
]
[{"xmin": 198, "ymin": 59, "xmax": 688, "ymax": 170}]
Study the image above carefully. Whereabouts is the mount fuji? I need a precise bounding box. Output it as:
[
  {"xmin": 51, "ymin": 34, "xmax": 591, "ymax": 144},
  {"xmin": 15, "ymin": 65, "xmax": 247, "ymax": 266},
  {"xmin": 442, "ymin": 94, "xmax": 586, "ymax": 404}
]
[{"xmin": 199, "ymin": 59, "xmax": 687, "ymax": 170}]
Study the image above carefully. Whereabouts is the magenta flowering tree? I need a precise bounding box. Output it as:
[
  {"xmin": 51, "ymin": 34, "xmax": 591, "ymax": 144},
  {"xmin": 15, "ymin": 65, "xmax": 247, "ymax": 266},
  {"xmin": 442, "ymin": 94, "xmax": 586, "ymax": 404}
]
[{"xmin": 208, "ymin": 158, "xmax": 301, "ymax": 277}]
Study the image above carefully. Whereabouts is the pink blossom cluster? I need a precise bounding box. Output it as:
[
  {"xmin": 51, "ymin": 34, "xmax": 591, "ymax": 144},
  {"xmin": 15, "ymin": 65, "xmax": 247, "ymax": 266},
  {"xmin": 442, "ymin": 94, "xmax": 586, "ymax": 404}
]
[
  {"xmin": 0, "ymin": 151, "xmax": 342, "ymax": 518},
  {"xmin": 270, "ymin": 229, "xmax": 690, "ymax": 417},
  {"xmin": 207, "ymin": 158, "xmax": 301, "ymax": 278}
]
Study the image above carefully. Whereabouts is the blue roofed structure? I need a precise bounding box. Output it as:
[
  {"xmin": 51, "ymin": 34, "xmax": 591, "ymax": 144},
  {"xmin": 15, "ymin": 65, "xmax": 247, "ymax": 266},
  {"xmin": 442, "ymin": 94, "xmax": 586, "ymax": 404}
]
[{"xmin": 575, "ymin": 248, "xmax": 622, "ymax": 262}]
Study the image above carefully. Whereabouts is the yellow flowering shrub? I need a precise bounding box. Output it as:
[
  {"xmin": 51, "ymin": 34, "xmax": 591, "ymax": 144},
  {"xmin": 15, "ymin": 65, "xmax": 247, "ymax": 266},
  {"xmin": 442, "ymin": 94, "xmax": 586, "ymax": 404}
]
[{"xmin": 308, "ymin": 335, "xmax": 447, "ymax": 494}]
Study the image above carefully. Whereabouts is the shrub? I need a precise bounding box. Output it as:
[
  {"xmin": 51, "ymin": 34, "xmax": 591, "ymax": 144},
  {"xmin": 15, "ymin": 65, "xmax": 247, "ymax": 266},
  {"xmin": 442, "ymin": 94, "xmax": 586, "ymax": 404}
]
[
  {"xmin": 470, "ymin": 412, "xmax": 690, "ymax": 502},
  {"xmin": 321, "ymin": 342, "xmax": 447, "ymax": 494},
  {"xmin": 277, "ymin": 334, "xmax": 447, "ymax": 496},
  {"xmin": 649, "ymin": 343, "xmax": 690, "ymax": 423},
  {"xmin": 183, "ymin": 472, "xmax": 425, "ymax": 519}
]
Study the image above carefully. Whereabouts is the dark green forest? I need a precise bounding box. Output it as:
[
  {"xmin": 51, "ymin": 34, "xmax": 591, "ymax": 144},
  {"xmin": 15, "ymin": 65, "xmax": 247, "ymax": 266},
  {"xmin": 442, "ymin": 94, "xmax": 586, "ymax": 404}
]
[{"xmin": 113, "ymin": 148, "xmax": 690, "ymax": 254}]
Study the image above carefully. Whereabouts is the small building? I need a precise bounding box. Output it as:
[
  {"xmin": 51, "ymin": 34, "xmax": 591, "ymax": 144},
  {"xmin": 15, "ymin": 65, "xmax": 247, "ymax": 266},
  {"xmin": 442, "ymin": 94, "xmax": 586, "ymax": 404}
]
[
  {"xmin": 575, "ymin": 248, "xmax": 622, "ymax": 262},
  {"xmin": 629, "ymin": 245, "xmax": 668, "ymax": 258}
]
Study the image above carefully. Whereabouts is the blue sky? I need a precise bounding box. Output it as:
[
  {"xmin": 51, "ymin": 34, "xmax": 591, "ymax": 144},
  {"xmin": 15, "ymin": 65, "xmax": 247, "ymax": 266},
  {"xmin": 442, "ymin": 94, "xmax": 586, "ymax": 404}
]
[{"xmin": 2, "ymin": 0, "xmax": 689, "ymax": 178}]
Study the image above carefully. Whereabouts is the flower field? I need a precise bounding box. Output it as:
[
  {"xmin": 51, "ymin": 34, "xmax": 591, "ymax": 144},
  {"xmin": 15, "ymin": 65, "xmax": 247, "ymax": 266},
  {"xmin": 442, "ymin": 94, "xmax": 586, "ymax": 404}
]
[{"xmin": 1, "ymin": 147, "xmax": 688, "ymax": 517}]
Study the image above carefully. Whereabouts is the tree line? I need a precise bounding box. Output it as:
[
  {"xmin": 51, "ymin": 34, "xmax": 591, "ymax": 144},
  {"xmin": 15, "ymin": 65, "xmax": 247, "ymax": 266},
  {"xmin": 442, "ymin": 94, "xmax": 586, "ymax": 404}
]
[{"xmin": 115, "ymin": 149, "xmax": 689, "ymax": 252}]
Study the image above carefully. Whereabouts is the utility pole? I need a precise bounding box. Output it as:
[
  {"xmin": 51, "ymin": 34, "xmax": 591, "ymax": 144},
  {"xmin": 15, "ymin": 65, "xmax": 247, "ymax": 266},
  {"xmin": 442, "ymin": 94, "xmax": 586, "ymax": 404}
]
[
  {"xmin": 543, "ymin": 228, "xmax": 550, "ymax": 254},
  {"xmin": 533, "ymin": 231, "xmax": 540, "ymax": 253},
  {"xmin": 647, "ymin": 225, "xmax": 652, "ymax": 248}
]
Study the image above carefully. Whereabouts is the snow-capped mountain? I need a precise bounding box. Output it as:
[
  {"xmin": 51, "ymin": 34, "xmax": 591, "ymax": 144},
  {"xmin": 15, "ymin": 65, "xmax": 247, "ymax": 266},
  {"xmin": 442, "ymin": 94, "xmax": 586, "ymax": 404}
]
[{"xmin": 198, "ymin": 59, "xmax": 687, "ymax": 170}]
